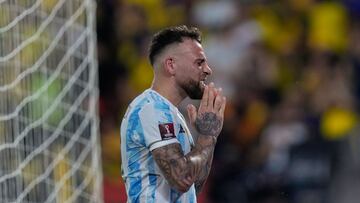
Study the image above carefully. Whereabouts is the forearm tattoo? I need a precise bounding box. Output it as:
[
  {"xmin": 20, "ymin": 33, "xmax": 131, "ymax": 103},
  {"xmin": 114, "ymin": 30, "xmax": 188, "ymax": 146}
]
[
  {"xmin": 194, "ymin": 146, "xmax": 214, "ymax": 193},
  {"xmin": 195, "ymin": 112, "xmax": 222, "ymax": 137},
  {"xmin": 152, "ymin": 144, "xmax": 193, "ymax": 192},
  {"xmin": 152, "ymin": 136, "xmax": 217, "ymax": 193},
  {"xmin": 152, "ymin": 112, "xmax": 222, "ymax": 193}
]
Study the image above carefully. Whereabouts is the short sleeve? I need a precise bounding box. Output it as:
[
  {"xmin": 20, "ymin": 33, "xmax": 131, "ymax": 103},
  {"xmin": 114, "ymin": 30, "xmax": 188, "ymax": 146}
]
[{"xmin": 139, "ymin": 103, "xmax": 179, "ymax": 151}]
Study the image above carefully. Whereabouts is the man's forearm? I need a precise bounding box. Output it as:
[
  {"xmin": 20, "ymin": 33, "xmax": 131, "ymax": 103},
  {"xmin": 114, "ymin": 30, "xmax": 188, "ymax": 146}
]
[
  {"xmin": 152, "ymin": 135, "xmax": 217, "ymax": 193},
  {"xmin": 185, "ymin": 134, "xmax": 216, "ymax": 193},
  {"xmin": 188, "ymin": 110, "xmax": 221, "ymax": 193},
  {"xmin": 152, "ymin": 84, "xmax": 226, "ymax": 193}
]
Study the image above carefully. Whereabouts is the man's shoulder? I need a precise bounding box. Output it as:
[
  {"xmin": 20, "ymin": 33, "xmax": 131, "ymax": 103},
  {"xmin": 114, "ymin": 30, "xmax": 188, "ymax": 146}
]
[
  {"xmin": 126, "ymin": 90, "xmax": 171, "ymax": 118},
  {"xmin": 131, "ymin": 90, "xmax": 172, "ymax": 110}
]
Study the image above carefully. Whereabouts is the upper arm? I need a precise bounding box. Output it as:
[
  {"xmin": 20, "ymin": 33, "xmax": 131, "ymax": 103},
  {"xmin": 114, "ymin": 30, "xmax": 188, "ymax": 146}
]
[
  {"xmin": 139, "ymin": 103, "xmax": 179, "ymax": 150},
  {"xmin": 139, "ymin": 103, "xmax": 194, "ymax": 192},
  {"xmin": 151, "ymin": 143, "xmax": 194, "ymax": 193}
]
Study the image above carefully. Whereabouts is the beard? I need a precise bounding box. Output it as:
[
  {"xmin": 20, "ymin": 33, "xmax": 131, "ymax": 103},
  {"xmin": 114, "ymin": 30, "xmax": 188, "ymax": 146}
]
[{"xmin": 180, "ymin": 78, "xmax": 204, "ymax": 100}]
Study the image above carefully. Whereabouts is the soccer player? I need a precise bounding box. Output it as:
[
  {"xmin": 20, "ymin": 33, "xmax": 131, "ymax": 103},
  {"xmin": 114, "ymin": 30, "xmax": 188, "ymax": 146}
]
[{"xmin": 120, "ymin": 25, "xmax": 226, "ymax": 203}]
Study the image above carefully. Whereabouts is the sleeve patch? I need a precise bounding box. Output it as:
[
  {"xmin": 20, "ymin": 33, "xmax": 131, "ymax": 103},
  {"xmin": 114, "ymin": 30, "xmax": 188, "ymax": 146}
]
[{"xmin": 158, "ymin": 123, "xmax": 176, "ymax": 140}]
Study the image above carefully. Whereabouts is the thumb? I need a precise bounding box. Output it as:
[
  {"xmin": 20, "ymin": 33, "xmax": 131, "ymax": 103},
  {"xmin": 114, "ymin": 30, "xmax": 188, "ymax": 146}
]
[{"xmin": 187, "ymin": 104, "xmax": 197, "ymax": 125}]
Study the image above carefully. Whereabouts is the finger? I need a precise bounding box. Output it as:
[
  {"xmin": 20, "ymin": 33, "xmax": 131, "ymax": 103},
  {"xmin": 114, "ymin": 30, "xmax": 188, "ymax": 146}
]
[
  {"xmin": 214, "ymin": 88, "xmax": 223, "ymax": 111},
  {"xmin": 215, "ymin": 87, "xmax": 222, "ymax": 98},
  {"xmin": 199, "ymin": 85, "xmax": 209, "ymax": 110},
  {"xmin": 213, "ymin": 87, "xmax": 218, "ymax": 97},
  {"xmin": 219, "ymin": 96, "xmax": 226, "ymax": 116},
  {"xmin": 178, "ymin": 180, "xmax": 188, "ymax": 190},
  {"xmin": 208, "ymin": 83, "xmax": 215, "ymax": 110},
  {"xmin": 186, "ymin": 104, "xmax": 197, "ymax": 125},
  {"xmin": 182, "ymin": 177, "xmax": 191, "ymax": 186},
  {"xmin": 184, "ymin": 175, "xmax": 193, "ymax": 186}
]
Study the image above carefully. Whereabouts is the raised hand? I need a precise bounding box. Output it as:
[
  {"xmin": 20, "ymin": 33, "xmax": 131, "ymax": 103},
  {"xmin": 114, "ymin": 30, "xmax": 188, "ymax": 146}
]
[{"xmin": 187, "ymin": 83, "xmax": 226, "ymax": 138}]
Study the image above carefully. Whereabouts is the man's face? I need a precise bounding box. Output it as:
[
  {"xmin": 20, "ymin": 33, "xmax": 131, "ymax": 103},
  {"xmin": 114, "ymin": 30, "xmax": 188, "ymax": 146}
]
[{"xmin": 173, "ymin": 39, "xmax": 212, "ymax": 99}]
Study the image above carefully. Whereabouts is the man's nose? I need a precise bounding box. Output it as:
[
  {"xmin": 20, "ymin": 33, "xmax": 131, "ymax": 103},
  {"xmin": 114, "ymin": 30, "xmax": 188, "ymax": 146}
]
[{"xmin": 203, "ymin": 64, "xmax": 212, "ymax": 75}]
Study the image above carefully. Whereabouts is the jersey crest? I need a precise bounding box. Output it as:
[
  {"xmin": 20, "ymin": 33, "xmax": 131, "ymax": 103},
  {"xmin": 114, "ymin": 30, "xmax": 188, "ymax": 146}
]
[{"xmin": 158, "ymin": 123, "xmax": 176, "ymax": 140}]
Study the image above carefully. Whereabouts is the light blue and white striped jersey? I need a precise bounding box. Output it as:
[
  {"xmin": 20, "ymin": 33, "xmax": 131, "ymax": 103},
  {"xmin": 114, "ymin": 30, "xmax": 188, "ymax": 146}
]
[{"xmin": 121, "ymin": 89, "xmax": 197, "ymax": 203}]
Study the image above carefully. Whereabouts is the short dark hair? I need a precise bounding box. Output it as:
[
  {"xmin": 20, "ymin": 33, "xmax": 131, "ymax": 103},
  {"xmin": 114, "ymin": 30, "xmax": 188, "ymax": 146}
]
[{"xmin": 148, "ymin": 25, "xmax": 202, "ymax": 66}]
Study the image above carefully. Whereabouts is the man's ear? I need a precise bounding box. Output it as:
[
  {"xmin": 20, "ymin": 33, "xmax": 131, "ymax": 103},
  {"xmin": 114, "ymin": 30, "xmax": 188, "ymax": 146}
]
[{"xmin": 164, "ymin": 57, "xmax": 176, "ymax": 76}]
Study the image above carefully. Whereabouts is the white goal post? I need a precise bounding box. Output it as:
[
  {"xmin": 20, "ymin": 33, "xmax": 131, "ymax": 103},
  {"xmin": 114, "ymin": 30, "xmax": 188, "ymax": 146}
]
[{"xmin": 0, "ymin": 0, "xmax": 102, "ymax": 202}]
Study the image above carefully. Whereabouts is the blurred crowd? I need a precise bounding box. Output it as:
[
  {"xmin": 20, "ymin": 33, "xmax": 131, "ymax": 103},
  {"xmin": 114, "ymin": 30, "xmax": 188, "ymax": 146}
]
[{"xmin": 96, "ymin": 0, "xmax": 360, "ymax": 202}]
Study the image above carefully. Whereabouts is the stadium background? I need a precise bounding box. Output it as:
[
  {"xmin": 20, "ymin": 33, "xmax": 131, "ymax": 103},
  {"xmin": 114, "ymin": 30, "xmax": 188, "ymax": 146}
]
[{"xmin": 97, "ymin": 0, "xmax": 360, "ymax": 202}]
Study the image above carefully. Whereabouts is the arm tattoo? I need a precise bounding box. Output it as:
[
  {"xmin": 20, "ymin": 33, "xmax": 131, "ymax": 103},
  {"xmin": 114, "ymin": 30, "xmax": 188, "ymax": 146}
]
[
  {"xmin": 195, "ymin": 112, "xmax": 222, "ymax": 137},
  {"xmin": 194, "ymin": 150, "xmax": 213, "ymax": 192},
  {"xmin": 152, "ymin": 144, "xmax": 193, "ymax": 193},
  {"xmin": 190, "ymin": 135, "xmax": 216, "ymax": 193},
  {"xmin": 152, "ymin": 135, "xmax": 217, "ymax": 194},
  {"xmin": 152, "ymin": 112, "xmax": 223, "ymax": 194}
]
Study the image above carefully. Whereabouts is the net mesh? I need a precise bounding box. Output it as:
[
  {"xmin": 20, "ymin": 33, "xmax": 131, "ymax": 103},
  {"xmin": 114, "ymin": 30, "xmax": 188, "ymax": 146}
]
[{"xmin": 0, "ymin": 0, "xmax": 102, "ymax": 202}]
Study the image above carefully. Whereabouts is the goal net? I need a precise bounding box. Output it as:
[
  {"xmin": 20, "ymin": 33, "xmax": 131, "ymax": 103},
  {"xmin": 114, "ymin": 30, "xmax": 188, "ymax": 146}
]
[{"xmin": 0, "ymin": 0, "xmax": 102, "ymax": 202}]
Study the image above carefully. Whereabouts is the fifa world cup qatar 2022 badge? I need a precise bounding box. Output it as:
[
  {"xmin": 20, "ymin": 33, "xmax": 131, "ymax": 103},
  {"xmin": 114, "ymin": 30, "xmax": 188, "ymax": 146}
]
[{"xmin": 158, "ymin": 123, "xmax": 176, "ymax": 140}]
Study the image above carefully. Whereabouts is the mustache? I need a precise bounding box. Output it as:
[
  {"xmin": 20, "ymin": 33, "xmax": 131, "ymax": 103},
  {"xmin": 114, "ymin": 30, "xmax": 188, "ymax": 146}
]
[
  {"xmin": 181, "ymin": 79, "xmax": 204, "ymax": 100},
  {"xmin": 200, "ymin": 75, "xmax": 208, "ymax": 81}
]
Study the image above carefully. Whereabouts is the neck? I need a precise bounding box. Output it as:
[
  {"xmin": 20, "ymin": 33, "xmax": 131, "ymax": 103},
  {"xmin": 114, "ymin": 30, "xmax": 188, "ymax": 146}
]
[{"xmin": 151, "ymin": 78, "xmax": 186, "ymax": 106}]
